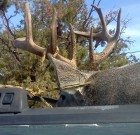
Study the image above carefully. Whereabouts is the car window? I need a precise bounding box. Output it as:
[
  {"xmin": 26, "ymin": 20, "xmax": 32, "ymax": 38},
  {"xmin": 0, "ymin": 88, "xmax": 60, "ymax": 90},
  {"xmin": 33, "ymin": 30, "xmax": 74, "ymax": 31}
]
[{"xmin": 1, "ymin": 123, "xmax": 140, "ymax": 135}]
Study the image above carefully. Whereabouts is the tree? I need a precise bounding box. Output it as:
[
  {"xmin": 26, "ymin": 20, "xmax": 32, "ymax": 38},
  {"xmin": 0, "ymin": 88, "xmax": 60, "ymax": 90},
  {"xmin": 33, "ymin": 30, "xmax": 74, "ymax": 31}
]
[{"xmin": 0, "ymin": 0, "xmax": 138, "ymax": 107}]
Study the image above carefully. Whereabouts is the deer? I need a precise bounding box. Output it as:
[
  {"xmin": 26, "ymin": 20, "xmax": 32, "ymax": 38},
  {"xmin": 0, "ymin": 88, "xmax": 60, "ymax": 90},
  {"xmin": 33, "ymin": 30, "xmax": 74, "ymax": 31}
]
[{"xmin": 13, "ymin": 3, "xmax": 140, "ymax": 107}]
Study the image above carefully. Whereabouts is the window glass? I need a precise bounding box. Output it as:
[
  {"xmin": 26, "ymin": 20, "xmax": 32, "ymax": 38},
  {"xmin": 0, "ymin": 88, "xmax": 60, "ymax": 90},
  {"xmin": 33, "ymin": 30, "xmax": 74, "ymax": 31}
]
[{"xmin": 0, "ymin": 123, "xmax": 140, "ymax": 135}]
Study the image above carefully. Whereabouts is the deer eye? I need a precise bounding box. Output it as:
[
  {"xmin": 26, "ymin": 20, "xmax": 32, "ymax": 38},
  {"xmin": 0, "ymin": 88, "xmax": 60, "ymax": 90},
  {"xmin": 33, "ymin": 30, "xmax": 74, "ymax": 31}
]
[{"xmin": 60, "ymin": 95, "xmax": 66, "ymax": 101}]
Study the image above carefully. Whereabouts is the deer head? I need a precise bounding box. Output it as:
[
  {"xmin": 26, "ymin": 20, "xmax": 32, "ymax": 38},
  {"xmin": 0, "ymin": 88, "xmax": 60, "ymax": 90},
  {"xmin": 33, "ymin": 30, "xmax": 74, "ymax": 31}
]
[{"xmin": 13, "ymin": 3, "xmax": 121, "ymax": 107}]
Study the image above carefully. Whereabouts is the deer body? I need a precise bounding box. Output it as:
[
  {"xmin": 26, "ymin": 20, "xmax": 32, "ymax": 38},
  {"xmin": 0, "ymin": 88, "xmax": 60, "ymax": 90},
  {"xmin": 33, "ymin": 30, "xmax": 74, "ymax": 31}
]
[{"xmin": 83, "ymin": 63, "xmax": 140, "ymax": 106}]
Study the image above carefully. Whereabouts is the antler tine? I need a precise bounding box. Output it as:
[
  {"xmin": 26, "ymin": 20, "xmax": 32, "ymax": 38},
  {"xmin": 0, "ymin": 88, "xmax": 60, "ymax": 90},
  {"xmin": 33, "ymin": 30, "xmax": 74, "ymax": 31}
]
[
  {"xmin": 113, "ymin": 9, "xmax": 121, "ymax": 40},
  {"xmin": 54, "ymin": 24, "xmax": 77, "ymax": 68},
  {"xmin": 69, "ymin": 24, "xmax": 77, "ymax": 61},
  {"xmin": 89, "ymin": 27, "xmax": 94, "ymax": 62},
  {"xmin": 92, "ymin": 5, "xmax": 107, "ymax": 34},
  {"xmin": 25, "ymin": 2, "xmax": 32, "ymax": 42},
  {"xmin": 50, "ymin": 8, "xmax": 57, "ymax": 54},
  {"xmin": 13, "ymin": 2, "xmax": 45, "ymax": 57},
  {"xmin": 50, "ymin": 12, "xmax": 77, "ymax": 67}
]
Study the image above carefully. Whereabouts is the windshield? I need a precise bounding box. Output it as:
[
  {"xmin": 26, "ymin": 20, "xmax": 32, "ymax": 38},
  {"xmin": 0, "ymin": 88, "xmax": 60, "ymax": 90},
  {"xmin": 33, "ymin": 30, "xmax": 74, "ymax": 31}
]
[
  {"xmin": 0, "ymin": 1, "xmax": 140, "ymax": 135},
  {"xmin": 1, "ymin": 123, "xmax": 140, "ymax": 135}
]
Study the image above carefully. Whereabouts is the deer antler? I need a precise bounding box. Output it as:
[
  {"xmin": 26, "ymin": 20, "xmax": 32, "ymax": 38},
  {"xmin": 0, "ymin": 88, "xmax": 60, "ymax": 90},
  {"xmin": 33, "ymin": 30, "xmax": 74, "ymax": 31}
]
[
  {"xmin": 13, "ymin": 3, "xmax": 77, "ymax": 68},
  {"xmin": 13, "ymin": 3, "xmax": 46, "ymax": 57},
  {"xmin": 74, "ymin": 5, "xmax": 121, "ymax": 68},
  {"xmin": 50, "ymin": 8, "xmax": 57, "ymax": 54},
  {"xmin": 53, "ymin": 24, "xmax": 77, "ymax": 67},
  {"xmin": 13, "ymin": 3, "xmax": 120, "ymax": 70}
]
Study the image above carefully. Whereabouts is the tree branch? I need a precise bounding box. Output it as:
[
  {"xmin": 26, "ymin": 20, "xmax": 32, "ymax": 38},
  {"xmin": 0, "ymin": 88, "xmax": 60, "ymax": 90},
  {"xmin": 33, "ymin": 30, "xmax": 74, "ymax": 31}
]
[{"xmin": 2, "ymin": 10, "xmax": 16, "ymax": 38}]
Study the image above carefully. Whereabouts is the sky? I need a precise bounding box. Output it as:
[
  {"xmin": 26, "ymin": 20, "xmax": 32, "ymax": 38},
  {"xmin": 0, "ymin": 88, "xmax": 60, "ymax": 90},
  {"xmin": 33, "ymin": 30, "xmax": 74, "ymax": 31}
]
[{"xmin": 86, "ymin": 0, "xmax": 140, "ymax": 58}]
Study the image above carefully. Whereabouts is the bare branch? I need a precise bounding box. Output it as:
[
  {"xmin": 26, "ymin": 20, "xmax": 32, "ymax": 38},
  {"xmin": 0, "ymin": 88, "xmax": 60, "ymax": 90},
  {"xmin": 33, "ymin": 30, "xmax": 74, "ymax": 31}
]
[
  {"xmin": 2, "ymin": 10, "xmax": 15, "ymax": 37},
  {"xmin": 83, "ymin": 0, "xmax": 102, "ymax": 27},
  {"xmin": 0, "ymin": 35, "xmax": 21, "ymax": 65}
]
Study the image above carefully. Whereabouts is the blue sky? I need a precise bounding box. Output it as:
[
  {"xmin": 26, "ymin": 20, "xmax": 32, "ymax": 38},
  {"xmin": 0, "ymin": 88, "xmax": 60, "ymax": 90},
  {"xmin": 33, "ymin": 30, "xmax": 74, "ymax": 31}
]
[{"xmin": 86, "ymin": 0, "xmax": 140, "ymax": 58}]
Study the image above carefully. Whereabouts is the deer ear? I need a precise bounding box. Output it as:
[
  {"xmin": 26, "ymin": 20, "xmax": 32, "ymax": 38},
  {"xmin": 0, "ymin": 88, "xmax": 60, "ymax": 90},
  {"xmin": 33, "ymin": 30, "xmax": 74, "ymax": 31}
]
[{"xmin": 48, "ymin": 54, "xmax": 93, "ymax": 90}]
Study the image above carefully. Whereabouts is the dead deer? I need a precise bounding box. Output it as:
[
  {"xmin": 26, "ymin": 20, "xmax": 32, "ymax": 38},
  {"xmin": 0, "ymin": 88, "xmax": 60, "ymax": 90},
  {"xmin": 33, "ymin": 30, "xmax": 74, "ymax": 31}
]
[{"xmin": 13, "ymin": 3, "xmax": 140, "ymax": 107}]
